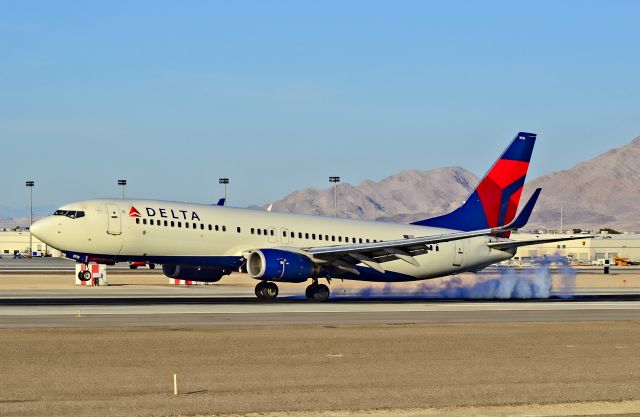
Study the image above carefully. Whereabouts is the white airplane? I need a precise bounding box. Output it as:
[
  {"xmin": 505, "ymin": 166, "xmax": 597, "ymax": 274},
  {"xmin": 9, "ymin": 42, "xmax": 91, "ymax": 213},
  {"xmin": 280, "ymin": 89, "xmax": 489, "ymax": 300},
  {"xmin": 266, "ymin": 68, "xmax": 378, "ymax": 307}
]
[{"xmin": 31, "ymin": 132, "xmax": 585, "ymax": 301}]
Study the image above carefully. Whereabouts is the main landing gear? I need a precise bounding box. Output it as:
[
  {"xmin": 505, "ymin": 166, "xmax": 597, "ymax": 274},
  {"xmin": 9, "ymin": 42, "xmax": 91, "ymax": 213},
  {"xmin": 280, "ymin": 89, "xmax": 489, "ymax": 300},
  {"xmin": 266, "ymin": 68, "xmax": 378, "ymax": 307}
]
[
  {"xmin": 253, "ymin": 279, "xmax": 331, "ymax": 302},
  {"xmin": 255, "ymin": 281, "xmax": 279, "ymax": 300},
  {"xmin": 305, "ymin": 281, "xmax": 330, "ymax": 302}
]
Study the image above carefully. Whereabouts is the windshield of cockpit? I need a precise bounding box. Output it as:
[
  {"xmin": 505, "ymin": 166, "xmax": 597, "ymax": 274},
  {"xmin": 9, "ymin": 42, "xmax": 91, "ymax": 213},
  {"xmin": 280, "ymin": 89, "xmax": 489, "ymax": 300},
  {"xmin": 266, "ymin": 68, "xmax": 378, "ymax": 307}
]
[{"xmin": 53, "ymin": 210, "xmax": 85, "ymax": 219}]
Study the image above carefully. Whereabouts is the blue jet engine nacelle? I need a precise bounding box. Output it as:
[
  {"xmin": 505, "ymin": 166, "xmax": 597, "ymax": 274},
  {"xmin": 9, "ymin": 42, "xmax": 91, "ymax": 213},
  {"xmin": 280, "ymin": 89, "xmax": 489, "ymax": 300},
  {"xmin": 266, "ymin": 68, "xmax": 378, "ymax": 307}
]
[{"xmin": 247, "ymin": 249, "xmax": 319, "ymax": 283}]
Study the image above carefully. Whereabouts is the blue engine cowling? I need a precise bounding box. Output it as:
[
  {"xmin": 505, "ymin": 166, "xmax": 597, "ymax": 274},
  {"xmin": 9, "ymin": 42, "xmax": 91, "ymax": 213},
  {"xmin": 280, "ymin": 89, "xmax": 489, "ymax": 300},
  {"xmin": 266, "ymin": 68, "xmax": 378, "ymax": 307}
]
[
  {"xmin": 162, "ymin": 264, "xmax": 230, "ymax": 282},
  {"xmin": 247, "ymin": 249, "xmax": 318, "ymax": 283}
]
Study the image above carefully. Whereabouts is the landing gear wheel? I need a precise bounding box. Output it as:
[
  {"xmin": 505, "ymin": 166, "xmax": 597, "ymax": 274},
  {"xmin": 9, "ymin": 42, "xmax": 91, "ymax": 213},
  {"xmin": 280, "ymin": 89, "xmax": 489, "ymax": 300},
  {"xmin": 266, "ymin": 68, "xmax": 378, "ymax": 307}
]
[
  {"xmin": 78, "ymin": 270, "xmax": 92, "ymax": 281},
  {"xmin": 255, "ymin": 281, "xmax": 266, "ymax": 299},
  {"xmin": 305, "ymin": 283, "xmax": 330, "ymax": 302},
  {"xmin": 255, "ymin": 282, "xmax": 278, "ymax": 300},
  {"xmin": 148, "ymin": 263, "xmax": 156, "ymax": 270}
]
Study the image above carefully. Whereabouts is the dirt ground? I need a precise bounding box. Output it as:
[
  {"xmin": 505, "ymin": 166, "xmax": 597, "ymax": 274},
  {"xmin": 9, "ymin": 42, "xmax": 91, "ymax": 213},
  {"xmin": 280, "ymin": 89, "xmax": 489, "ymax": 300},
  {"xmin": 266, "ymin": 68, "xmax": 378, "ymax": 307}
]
[{"xmin": 1, "ymin": 322, "xmax": 640, "ymax": 417}]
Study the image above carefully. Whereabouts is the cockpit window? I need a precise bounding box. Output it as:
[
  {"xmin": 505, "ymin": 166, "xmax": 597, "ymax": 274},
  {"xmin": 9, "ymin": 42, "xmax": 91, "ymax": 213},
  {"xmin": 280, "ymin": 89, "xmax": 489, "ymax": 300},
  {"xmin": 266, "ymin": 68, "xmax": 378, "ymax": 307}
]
[{"xmin": 53, "ymin": 210, "xmax": 85, "ymax": 219}]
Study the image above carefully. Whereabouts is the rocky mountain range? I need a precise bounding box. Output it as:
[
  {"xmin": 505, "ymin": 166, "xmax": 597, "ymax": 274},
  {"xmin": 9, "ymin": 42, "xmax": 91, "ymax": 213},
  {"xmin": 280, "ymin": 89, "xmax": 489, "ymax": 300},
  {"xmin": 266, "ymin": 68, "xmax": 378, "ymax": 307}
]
[{"xmin": 267, "ymin": 136, "xmax": 640, "ymax": 232}]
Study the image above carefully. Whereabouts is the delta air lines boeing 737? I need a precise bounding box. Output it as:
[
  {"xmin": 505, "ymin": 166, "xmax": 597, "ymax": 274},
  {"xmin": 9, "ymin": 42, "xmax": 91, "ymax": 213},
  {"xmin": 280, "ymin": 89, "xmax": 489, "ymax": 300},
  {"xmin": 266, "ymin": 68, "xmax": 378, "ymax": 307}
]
[{"xmin": 31, "ymin": 133, "xmax": 585, "ymax": 301}]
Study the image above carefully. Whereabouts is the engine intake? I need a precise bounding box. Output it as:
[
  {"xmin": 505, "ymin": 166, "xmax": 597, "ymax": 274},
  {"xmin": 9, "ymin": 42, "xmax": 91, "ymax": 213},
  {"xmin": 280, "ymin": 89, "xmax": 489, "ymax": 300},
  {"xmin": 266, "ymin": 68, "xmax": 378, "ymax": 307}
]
[
  {"xmin": 247, "ymin": 249, "xmax": 318, "ymax": 282},
  {"xmin": 162, "ymin": 264, "xmax": 230, "ymax": 282}
]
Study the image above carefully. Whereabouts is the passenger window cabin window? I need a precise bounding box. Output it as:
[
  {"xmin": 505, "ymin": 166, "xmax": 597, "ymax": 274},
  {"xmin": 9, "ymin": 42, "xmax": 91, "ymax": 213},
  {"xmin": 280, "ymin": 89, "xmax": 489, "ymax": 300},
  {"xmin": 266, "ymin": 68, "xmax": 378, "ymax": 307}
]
[
  {"xmin": 150, "ymin": 219, "xmax": 154, "ymax": 225},
  {"xmin": 222, "ymin": 226, "xmax": 226, "ymax": 232},
  {"xmin": 352, "ymin": 237, "xmax": 356, "ymax": 243},
  {"xmin": 263, "ymin": 229, "xmax": 267, "ymax": 236},
  {"xmin": 237, "ymin": 227, "xmax": 241, "ymax": 233},
  {"xmin": 270, "ymin": 229, "xmax": 274, "ymax": 236},
  {"xmin": 325, "ymin": 235, "xmax": 329, "ymax": 241},
  {"xmin": 282, "ymin": 231, "xmax": 286, "ymax": 237},
  {"xmin": 251, "ymin": 228, "xmax": 255, "ymax": 234},
  {"xmin": 257, "ymin": 229, "xmax": 261, "ymax": 235},
  {"xmin": 200, "ymin": 224, "xmax": 204, "ymax": 230},
  {"xmin": 164, "ymin": 220, "xmax": 168, "ymax": 226},
  {"xmin": 312, "ymin": 233, "xmax": 316, "ymax": 240},
  {"xmin": 366, "ymin": 239, "xmax": 370, "ymax": 243},
  {"xmin": 143, "ymin": 219, "xmax": 147, "ymax": 225},
  {"xmin": 359, "ymin": 238, "xmax": 363, "ymax": 243},
  {"xmin": 338, "ymin": 236, "xmax": 342, "ymax": 242},
  {"xmin": 193, "ymin": 223, "xmax": 197, "ymax": 229},
  {"xmin": 185, "ymin": 222, "xmax": 189, "ymax": 229},
  {"xmin": 178, "ymin": 222, "xmax": 182, "ymax": 228},
  {"xmin": 291, "ymin": 231, "xmax": 295, "ymax": 238},
  {"xmin": 331, "ymin": 236, "xmax": 335, "ymax": 242},
  {"xmin": 318, "ymin": 234, "xmax": 323, "ymax": 241},
  {"xmin": 136, "ymin": 218, "xmax": 140, "ymax": 225},
  {"xmin": 208, "ymin": 224, "xmax": 212, "ymax": 231},
  {"xmin": 215, "ymin": 225, "xmax": 219, "ymax": 231},
  {"xmin": 299, "ymin": 232, "xmax": 302, "ymax": 239},
  {"xmin": 171, "ymin": 221, "xmax": 175, "ymax": 227},
  {"xmin": 305, "ymin": 233, "xmax": 309, "ymax": 239}
]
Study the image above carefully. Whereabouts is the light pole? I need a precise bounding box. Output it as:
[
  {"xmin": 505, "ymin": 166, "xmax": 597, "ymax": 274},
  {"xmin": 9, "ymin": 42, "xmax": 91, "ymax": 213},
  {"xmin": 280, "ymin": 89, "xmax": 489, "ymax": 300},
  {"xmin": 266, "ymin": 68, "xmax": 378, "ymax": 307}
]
[
  {"xmin": 329, "ymin": 176, "xmax": 340, "ymax": 217},
  {"xmin": 118, "ymin": 179, "xmax": 127, "ymax": 199},
  {"xmin": 26, "ymin": 181, "xmax": 34, "ymax": 256},
  {"xmin": 219, "ymin": 178, "xmax": 229, "ymax": 202}
]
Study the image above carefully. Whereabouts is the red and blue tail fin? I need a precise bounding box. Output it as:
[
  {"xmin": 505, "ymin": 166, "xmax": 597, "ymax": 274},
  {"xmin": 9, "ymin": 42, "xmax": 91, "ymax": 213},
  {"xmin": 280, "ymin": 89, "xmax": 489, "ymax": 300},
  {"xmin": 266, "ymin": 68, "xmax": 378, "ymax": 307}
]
[{"xmin": 412, "ymin": 132, "xmax": 536, "ymax": 233}]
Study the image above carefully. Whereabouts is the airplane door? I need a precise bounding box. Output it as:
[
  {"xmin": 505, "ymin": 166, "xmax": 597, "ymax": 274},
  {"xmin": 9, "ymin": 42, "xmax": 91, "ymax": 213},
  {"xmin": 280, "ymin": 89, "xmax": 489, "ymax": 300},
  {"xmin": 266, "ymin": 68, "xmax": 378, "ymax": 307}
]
[
  {"xmin": 280, "ymin": 227, "xmax": 290, "ymax": 244},
  {"xmin": 106, "ymin": 204, "xmax": 122, "ymax": 235},
  {"xmin": 453, "ymin": 241, "xmax": 465, "ymax": 267}
]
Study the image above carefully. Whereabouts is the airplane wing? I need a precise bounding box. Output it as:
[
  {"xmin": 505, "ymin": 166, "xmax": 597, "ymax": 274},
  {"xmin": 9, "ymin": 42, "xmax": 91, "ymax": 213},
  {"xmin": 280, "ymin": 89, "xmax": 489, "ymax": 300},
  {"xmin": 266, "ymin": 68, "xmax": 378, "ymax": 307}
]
[{"xmin": 306, "ymin": 189, "xmax": 542, "ymax": 274}]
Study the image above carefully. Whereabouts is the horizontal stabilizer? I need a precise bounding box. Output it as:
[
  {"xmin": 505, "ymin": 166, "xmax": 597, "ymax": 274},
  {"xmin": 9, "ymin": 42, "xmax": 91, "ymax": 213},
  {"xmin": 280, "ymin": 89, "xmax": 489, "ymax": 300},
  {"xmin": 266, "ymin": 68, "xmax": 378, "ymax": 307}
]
[{"xmin": 487, "ymin": 235, "xmax": 593, "ymax": 251}]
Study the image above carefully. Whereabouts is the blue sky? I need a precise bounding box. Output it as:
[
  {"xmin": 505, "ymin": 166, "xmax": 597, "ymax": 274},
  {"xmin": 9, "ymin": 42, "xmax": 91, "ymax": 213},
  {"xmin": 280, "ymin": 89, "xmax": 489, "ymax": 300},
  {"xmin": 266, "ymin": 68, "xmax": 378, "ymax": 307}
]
[{"xmin": 1, "ymin": 1, "xmax": 639, "ymax": 214}]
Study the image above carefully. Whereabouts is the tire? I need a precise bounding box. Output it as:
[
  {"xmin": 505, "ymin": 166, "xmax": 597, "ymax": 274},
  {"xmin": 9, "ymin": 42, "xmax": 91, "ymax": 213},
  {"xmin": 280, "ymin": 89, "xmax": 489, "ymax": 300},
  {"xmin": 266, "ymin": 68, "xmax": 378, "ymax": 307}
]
[
  {"xmin": 129, "ymin": 264, "xmax": 137, "ymax": 269},
  {"xmin": 311, "ymin": 284, "xmax": 330, "ymax": 302},
  {"xmin": 78, "ymin": 270, "xmax": 92, "ymax": 282},
  {"xmin": 264, "ymin": 282, "xmax": 279, "ymax": 299},
  {"xmin": 255, "ymin": 282, "xmax": 266, "ymax": 299},
  {"xmin": 148, "ymin": 263, "xmax": 156, "ymax": 270}
]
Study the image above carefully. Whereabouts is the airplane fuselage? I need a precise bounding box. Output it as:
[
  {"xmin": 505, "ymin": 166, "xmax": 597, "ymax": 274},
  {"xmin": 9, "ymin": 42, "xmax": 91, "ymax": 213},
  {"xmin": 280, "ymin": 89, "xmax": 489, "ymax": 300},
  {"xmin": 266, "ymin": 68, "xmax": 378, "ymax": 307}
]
[{"xmin": 32, "ymin": 199, "xmax": 515, "ymax": 283}]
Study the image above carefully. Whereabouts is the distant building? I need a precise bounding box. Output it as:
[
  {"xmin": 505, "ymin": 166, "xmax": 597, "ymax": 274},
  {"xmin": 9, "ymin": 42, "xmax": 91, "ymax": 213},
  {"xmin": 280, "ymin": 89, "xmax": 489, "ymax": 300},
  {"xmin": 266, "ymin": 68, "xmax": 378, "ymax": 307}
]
[
  {"xmin": 511, "ymin": 232, "xmax": 640, "ymax": 265},
  {"xmin": 0, "ymin": 231, "xmax": 61, "ymax": 257}
]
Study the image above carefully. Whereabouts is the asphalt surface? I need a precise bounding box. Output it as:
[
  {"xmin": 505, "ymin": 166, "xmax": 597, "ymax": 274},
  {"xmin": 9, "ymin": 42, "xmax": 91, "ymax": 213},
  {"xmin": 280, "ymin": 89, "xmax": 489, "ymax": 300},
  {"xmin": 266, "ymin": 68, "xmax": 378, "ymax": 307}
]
[{"xmin": 1, "ymin": 298, "xmax": 640, "ymax": 328}]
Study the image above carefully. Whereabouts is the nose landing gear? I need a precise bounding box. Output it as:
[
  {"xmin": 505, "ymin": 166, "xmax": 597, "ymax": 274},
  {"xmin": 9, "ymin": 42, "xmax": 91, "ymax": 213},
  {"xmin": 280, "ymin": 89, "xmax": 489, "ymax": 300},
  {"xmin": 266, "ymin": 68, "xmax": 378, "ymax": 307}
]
[
  {"xmin": 78, "ymin": 267, "xmax": 92, "ymax": 282},
  {"xmin": 255, "ymin": 281, "xmax": 279, "ymax": 300}
]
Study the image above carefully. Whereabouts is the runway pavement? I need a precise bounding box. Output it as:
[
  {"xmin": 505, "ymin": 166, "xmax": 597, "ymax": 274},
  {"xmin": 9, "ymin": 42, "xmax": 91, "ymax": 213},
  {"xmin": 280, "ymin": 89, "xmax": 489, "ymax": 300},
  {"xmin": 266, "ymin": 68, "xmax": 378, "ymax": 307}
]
[{"xmin": 2, "ymin": 298, "xmax": 640, "ymax": 328}]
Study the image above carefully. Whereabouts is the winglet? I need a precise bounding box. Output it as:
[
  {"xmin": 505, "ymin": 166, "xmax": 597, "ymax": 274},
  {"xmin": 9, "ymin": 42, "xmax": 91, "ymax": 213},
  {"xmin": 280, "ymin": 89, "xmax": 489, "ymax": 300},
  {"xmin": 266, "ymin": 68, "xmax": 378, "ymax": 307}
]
[
  {"xmin": 216, "ymin": 198, "xmax": 226, "ymax": 206},
  {"xmin": 494, "ymin": 188, "xmax": 541, "ymax": 232}
]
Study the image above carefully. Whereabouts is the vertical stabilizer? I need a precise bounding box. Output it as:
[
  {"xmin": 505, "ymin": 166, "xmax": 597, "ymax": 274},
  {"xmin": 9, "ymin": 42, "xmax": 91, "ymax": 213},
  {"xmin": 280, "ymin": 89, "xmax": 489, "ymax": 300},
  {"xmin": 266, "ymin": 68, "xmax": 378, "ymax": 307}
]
[{"xmin": 412, "ymin": 132, "xmax": 536, "ymax": 233}]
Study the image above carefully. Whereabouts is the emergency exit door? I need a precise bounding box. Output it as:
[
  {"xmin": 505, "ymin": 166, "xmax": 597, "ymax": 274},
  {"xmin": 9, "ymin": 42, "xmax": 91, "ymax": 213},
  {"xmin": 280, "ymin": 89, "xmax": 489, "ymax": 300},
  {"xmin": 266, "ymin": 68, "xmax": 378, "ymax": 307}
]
[{"xmin": 107, "ymin": 204, "xmax": 122, "ymax": 235}]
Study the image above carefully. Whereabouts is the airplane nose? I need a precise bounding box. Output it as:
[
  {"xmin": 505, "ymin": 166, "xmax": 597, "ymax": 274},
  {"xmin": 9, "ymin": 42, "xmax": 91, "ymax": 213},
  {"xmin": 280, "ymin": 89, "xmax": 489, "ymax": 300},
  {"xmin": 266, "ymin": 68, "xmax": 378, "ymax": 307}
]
[{"xmin": 30, "ymin": 217, "xmax": 55, "ymax": 244}]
